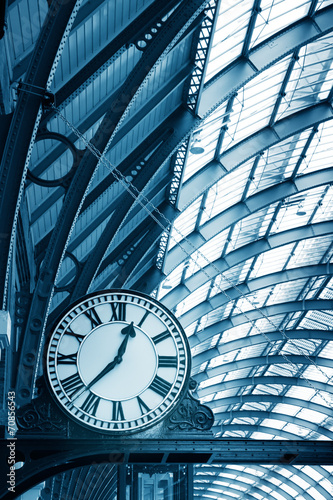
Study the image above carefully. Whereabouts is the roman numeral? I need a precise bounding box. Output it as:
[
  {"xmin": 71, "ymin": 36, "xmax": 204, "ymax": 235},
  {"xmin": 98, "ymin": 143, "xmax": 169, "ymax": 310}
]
[
  {"xmin": 158, "ymin": 356, "xmax": 177, "ymax": 368},
  {"xmin": 61, "ymin": 373, "xmax": 85, "ymax": 398},
  {"xmin": 81, "ymin": 393, "xmax": 100, "ymax": 416},
  {"xmin": 149, "ymin": 375, "xmax": 172, "ymax": 398},
  {"xmin": 65, "ymin": 326, "xmax": 85, "ymax": 343},
  {"xmin": 57, "ymin": 352, "xmax": 78, "ymax": 364},
  {"xmin": 110, "ymin": 302, "xmax": 126, "ymax": 322},
  {"xmin": 152, "ymin": 330, "xmax": 171, "ymax": 344},
  {"xmin": 84, "ymin": 308, "xmax": 102, "ymax": 328},
  {"xmin": 112, "ymin": 401, "xmax": 125, "ymax": 421},
  {"xmin": 137, "ymin": 396, "xmax": 151, "ymax": 416}
]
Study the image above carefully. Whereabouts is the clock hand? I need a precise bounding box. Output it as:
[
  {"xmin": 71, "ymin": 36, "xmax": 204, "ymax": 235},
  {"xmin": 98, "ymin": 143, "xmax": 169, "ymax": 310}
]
[{"xmin": 71, "ymin": 322, "xmax": 136, "ymax": 401}]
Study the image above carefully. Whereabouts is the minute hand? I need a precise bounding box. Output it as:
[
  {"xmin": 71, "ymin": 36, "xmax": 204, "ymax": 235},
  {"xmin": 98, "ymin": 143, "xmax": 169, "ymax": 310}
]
[{"xmin": 83, "ymin": 322, "xmax": 136, "ymax": 392}]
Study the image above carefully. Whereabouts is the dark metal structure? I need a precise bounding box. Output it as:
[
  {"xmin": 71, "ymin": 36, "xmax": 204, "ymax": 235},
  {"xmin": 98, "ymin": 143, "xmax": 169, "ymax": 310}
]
[{"xmin": 0, "ymin": 0, "xmax": 333, "ymax": 498}]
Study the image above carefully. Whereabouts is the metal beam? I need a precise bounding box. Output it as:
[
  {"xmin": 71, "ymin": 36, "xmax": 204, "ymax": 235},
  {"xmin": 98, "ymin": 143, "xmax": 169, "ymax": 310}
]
[
  {"xmin": 212, "ymin": 410, "xmax": 333, "ymax": 440},
  {"xmin": 15, "ymin": 0, "xmax": 208, "ymax": 408},
  {"xmin": 179, "ymin": 105, "xmax": 333, "ymax": 211},
  {"xmin": 43, "ymin": 0, "xmax": 183, "ymax": 117},
  {"xmin": 1, "ymin": 438, "xmax": 332, "ymax": 499},
  {"xmin": 194, "ymin": 351, "xmax": 333, "ymax": 383},
  {"xmin": 163, "ymin": 259, "xmax": 331, "ymax": 313},
  {"xmin": 195, "ymin": 463, "xmax": 332, "ymax": 500},
  {"xmin": 197, "ymin": 372, "xmax": 333, "ymax": 399},
  {"xmin": 191, "ymin": 328, "xmax": 332, "ymax": 364},
  {"xmin": 0, "ymin": 0, "xmax": 80, "ymax": 307},
  {"xmin": 163, "ymin": 218, "xmax": 333, "ymax": 292}
]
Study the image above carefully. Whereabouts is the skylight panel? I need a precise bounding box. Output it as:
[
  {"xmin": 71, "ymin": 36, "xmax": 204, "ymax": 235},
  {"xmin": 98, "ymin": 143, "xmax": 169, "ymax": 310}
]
[
  {"xmin": 185, "ymin": 229, "xmax": 229, "ymax": 279},
  {"xmin": 220, "ymin": 324, "xmax": 252, "ymax": 344},
  {"xmin": 223, "ymin": 367, "xmax": 253, "ymax": 382},
  {"xmin": 209, "ymin": 351, "xmax": 240, "ymax": 369},
  {"xmin": 221, "ymin": 57, "xmax": 290, "ymax": 151},
  {"xmin": 225, "ymin": 206, "xmax": 276, "ymax": 253},
  {"xmin": 250, "ymin": 0, "xmax": 310, "ymax": 49},
  {"xmin": 265, "ymin": 362, "xmax": 299, "ymax": 377},
  {"xmin": 276, "ymin": 34, "xmax": 333, "ymax": 121},
  {"xmin": 302, "ymin": 310, "xmax": 333, "ymax": 331},
  {"xmin": 184, "ymin": 104, "xmax": 228, "ymax": 182},
  {"xmin": 272, "ymin": 403, "xmax": 300, "ymax": 417},
  {"xmin": 270, "ymin": 186, "xmax": 326, "ymax": 234},
  {"xmin": 298, "ymin": 120, "xmax": 333, "ymax": 175},
  {"xmin": 313, "ymin": 186, "xmax": 333, "ymax": 224},
  {"xmin": 297, "ymin": 408, "xmax": 327, "ymax": 425},
  {"xmin": 204, "ymin": 0, "xmax": 254, "ymax": 82},
  {"xmin": 175, "ymin": 282, "xmax": 210, "ymax": 316},
  {"xmin": 157, "ymin": 261, "xmax": 185, "ymax": 300},
  {"xmin": 319, "ymin": 277, "xmax": 333, "ymax": 299},
  {"xmin": 200, "ymin": 163, "xmax": 252, "ymax": 226},
  {"xmin": 7, "ymin": 0, "xmax": 48, "ymax": 62},
  {"xmin": 168, "ymin": 195, "xmax": 203, "ymax": 250},
  {"xmin": 284, "ymin": 385, "xmax": 317, "ymax": 401},
  {"xmin": 249, "ymin": 243, "xmax": 294, "ymax": 279},
  {"xmin": 266, "ymin": 280, "xmax": 308, "ymax": 306},
  {"xmin": 286, "ymin": 235, "xmax": 333, "ymax": 269},
  {"xmin": 198, "ymin": 302, "xmax": 235, "ymax": 330},
  {"xmin": 211, "ymin": 260, "xmax": 253, "ymax": 298},
  {"xmin": 247, "ymin": 131, "xmax": 311, "ymax": 197}
]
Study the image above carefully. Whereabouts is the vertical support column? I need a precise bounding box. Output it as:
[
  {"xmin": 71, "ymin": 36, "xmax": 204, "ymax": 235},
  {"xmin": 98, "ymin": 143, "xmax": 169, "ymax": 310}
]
[
  {"xmin": 117, "ymin": 464, "xmax": 128, "ymax": 500},
  {"xmin": 186, "ymin": 464, "xmax": 194, "ymax": 500}
]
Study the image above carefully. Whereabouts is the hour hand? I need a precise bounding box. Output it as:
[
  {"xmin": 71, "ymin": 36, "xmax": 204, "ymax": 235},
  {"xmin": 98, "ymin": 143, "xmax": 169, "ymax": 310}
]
[{"xmin": 73, "ymin": 323, "xmax": 136, "ymax": 399}]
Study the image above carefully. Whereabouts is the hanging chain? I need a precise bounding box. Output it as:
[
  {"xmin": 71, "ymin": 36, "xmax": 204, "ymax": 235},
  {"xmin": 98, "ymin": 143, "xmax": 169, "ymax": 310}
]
[{"xmin": 54, "ymin": 105, "xmax": 333, "ymax": 410}]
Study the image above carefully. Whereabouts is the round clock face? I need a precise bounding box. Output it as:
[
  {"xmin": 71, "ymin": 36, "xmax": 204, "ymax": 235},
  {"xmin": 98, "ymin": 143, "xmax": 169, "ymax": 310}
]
[{"xmin": 46, "ymin": 290, "xmax": 191, "ymax": 433}]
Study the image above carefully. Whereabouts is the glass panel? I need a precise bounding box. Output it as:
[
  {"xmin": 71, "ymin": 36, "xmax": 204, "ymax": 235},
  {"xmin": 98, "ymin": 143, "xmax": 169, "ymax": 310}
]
[
  {"xmin": 250, "ymin": 0, "xmax": 310, "ymax": 49},
  {"xmin": 204, "ymin": 0, "xmax": 254, "ymax": 82}
]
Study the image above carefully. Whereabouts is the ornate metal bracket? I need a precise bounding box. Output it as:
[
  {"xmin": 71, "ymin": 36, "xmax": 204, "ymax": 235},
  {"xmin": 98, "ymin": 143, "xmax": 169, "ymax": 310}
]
[
  {"xmin": 16, "ymin": 398, "xmax": 68, "ymax": 436},
  {"xmin": 166, "ymin": 391, "xmax": 214, "ymax": 433},
  {"xmin": 16, "ymin": 378, "xmax": 68, "ymax": 437}
]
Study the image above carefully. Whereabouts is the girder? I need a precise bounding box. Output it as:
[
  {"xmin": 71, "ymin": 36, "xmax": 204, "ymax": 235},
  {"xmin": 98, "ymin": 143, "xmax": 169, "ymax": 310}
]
[
  {"xmin": 179, "ymin": 105, "xmax": 333, "ymax": 211},
  {"xmin": 0, "ymin": 0, "xmax": 80, "ymax": 307},
  {"xmin": 31, "ymin": 59, "xmax": 193, "ymax": 187},
  {"xmin": 198, "ymin": 3, "xmax": 333, "ymax": 117},
  {"xmin": 15, "ymin": 0, "xmax": 208, "ymax": 408},
  {"xmin": 163, "ymin": 207, "xmax": 333, "ymax": 280},
  {"xmin": 33, "ymin": 115, "xmax": 175, "ymax": 258},
  {"xmin": 182, "ymin": 297, "xmax": 333, "ymax": 330},
  {"xmin": 212, "ymin": 410, "xmax": 333, "ymax": 440},
  {"xmin": 191, "ymin": 328, "xmax": 332, "ymax": 365},
  {"xmin": 197, "ymin": 477, "xmax": 293, "ymax": 500},
  {"xmin": 194, "ymin": 352, "xmax": 333, "ymax": 384},
  {"xmin": 1, "ymin": 438, "xmax": 332, "ymax": 499},
  {"xmin": 197, "ymin": 373, "xmax": 333, "ymax": 399},
  {"xmin": 109, "ymin": 204, "xmax": 178, "ymax": 290},
  {"xmin": 193, "ymin": 471, "xmax": 310, "ymax": 500},
  {"xmin": 214, "ymin": 424, "xmax": 322, "ymax": 441},
  {"xmin": 43, "ymin": 0, "xmax": 183, "ymax": 118},
  {"xmin": 163, "ymin": 260, "xmax": 331, "ymax": 314},
  {"xmin": 195, "ymin": 464, "xmax": 332, "ymax": 498}
]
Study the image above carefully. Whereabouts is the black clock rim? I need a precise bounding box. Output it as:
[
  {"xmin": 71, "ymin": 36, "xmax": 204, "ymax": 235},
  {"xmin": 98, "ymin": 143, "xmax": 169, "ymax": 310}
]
[{"xmin": 43, "ymin": 288, "xmax": 192, "ymax": 435}]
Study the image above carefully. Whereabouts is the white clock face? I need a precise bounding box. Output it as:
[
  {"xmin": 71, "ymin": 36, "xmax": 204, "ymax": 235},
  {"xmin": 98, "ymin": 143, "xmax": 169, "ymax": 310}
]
[{"xmin": 46, "ymin": 290, "xmax": 190, "ymax": 433}]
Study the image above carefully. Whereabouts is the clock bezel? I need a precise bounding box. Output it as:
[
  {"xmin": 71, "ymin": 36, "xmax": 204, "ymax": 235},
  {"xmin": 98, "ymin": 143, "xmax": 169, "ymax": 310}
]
[{"xmin": 44, "ymin": 289, "xmax": 191, "ymax": 434}]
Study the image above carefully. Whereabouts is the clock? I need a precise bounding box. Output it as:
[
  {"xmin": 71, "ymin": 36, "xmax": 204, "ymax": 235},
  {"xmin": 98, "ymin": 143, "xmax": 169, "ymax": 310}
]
[{"xmin": 45, "ymin": 289, "xmax": 191, "ymax": 433}]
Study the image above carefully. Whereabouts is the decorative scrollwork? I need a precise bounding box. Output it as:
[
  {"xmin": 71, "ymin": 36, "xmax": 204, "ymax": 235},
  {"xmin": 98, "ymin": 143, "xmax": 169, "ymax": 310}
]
[
  {"xmin": 16, "ymin": 398, "xmax": 68, "ymax": 435},
  {"xmin": 167, "ymin": 392, "xmax": 214, "ymax": 432}
]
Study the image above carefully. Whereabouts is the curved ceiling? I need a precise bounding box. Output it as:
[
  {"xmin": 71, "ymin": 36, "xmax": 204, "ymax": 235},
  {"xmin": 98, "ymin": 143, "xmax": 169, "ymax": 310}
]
[{"xmin": 0, "ymin": 0, "xmax": 332, "ymax": 498}]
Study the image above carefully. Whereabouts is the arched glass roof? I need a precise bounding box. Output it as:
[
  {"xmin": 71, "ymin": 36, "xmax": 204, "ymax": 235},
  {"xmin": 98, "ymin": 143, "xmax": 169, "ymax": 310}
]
[{"xmin": 0, "ymin": 0, "xmax": 332, "ymax": 498}]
